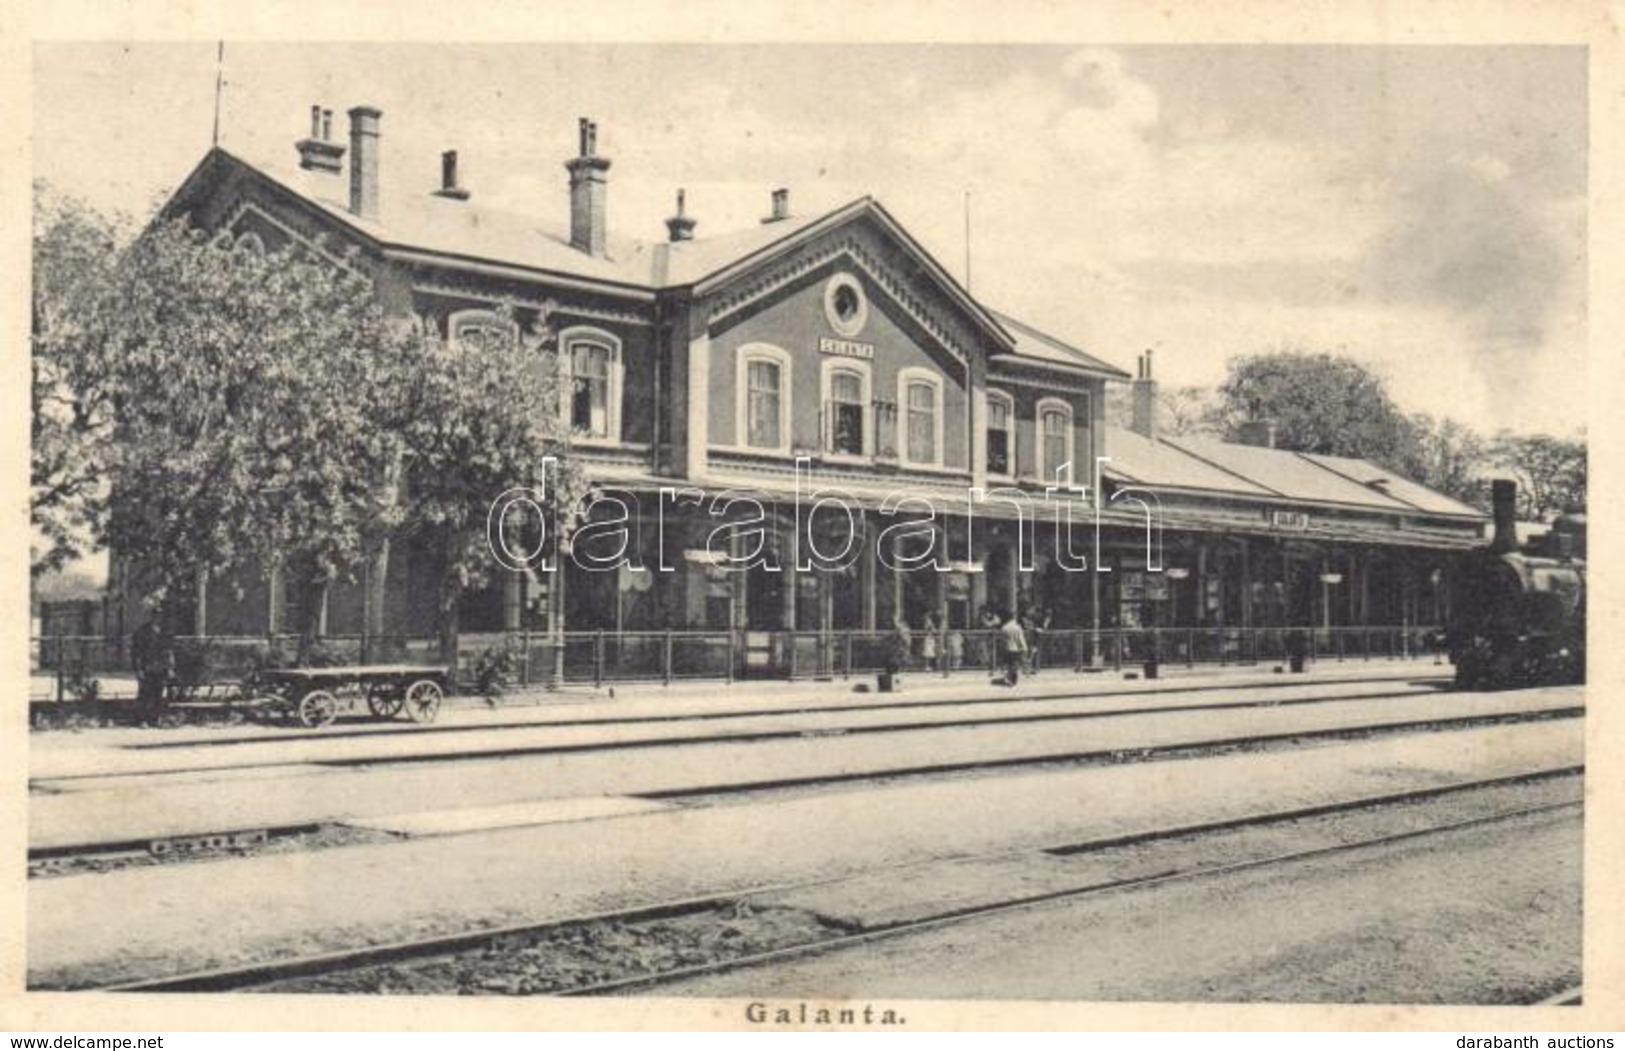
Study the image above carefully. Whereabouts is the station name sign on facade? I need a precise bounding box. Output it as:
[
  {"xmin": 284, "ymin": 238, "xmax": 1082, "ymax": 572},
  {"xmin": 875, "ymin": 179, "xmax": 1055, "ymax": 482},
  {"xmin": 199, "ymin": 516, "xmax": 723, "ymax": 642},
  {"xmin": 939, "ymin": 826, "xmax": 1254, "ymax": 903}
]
[
  {"xmin": 1271, "ymin": 510, "xmax": 1311, "ymax": 530},
  {"xmin": 819, "ymin": 337, "xmax": 876, "ymax": 360}
]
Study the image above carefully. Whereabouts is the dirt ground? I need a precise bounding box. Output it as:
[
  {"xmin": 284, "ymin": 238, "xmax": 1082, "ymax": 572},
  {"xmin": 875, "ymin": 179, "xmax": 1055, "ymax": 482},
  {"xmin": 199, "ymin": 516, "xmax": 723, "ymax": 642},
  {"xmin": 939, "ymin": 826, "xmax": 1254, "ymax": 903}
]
[{"xmin": 662, "ymin": 807, "xmax": 1581, "ymax": 1004}]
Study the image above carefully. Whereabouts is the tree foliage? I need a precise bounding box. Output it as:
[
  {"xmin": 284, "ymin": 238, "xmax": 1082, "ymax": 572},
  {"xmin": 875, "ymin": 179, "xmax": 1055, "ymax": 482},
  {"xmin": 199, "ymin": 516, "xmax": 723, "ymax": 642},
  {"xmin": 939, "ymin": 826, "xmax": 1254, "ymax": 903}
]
[
  {"xmin": 396, "ymin": 308, "xmax": 589, "ymax": 659},
  {"xmin": 31, "ymin": 183, "xmax": 129, "ymax": 577},
  {"xmin": 34, "ymin": 183, "xmax": 590, "ymax": 653},
  {"xmin": 1404, "ymin": 413, "xmax": 1490, "ymax": 511},
  {"xmin": 1103, "ymin": 382, "xmax": 1220, "ymax": 438},
  {"xmin": 1488, "ymin": 431, "xmax": 1586, "ymax": 521},
  {"xmin": 1211, "ymin": 349, "xmax": 1419, "ymax": 467},
  {"xmin": 94, "ymin": 218, "xmax": 420, "ymax": 620}
]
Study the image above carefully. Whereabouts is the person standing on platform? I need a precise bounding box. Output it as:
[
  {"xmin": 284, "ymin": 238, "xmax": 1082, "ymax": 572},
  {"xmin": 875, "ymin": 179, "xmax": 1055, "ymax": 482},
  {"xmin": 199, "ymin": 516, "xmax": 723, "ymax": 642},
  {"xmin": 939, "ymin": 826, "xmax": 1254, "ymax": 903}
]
[
  {"xmin": 131, "ymin": 618, "xmax": 173, "ymax": 727},
  {"xmin": 920, "ymin": 611, "xmax": 940, "ymax": 671},
  {"xmin": 1000, "ymin": 609, "xmax": 1028, "ymax": 687}
]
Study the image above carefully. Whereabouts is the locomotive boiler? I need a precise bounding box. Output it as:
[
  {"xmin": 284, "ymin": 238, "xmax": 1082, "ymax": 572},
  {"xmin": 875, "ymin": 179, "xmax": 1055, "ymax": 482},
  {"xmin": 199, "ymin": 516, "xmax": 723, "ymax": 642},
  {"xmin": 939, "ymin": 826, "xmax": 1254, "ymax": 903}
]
[{"xmin": 1448, "ymin": 479, "xmax": 1585, "ymax": 689}]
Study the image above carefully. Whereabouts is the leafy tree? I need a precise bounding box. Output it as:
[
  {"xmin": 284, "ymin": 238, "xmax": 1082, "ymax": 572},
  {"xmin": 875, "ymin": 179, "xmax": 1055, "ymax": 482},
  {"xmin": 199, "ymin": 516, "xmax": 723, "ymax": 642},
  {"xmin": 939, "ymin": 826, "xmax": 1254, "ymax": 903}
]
[
  {"xmin": 1489, "ymin": 431, "xmax": 1586, "ymax": 521},
  {"xmin": 1157, "ymin": 384, "xmax": 1221, "ymax": 437},
  {"xmin": 53, "ymin": 204, "xmax": 418, "ymax": 633},
  {"xmin": 395, "ymin": 306, "xmax": 588, "ymax": 662},
  {"xmin": 1404, "ymin": 413, "xmax": 1491, "ymax": 510},
  {"xmin": 1211, "ymin": 349, "xmax": 1420, "ymax": 467},
  {"xmin": 36, "ymin": 185, "xmax": 590, "ymax": 665},
  {"xmin": 31, "ymin": 183, "xmax": 129, "ymax": 578},
  {"xmin": 1103, "ymin": 382, "xmax": 1220, "ymax": 437}
]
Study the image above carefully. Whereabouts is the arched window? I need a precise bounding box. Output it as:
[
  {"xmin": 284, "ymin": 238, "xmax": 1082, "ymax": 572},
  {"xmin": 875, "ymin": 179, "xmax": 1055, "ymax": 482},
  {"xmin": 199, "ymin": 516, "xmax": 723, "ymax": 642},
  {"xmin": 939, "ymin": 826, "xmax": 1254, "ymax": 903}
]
[
  {"xmin": 1038, "ymin": 397, "xmax": 1074, "ymax": 484},
  {"xmin": 898, "ymin": 367, "xmax": 944, "ymax": 467},
  {"xmin": 736, "ymin": 344, "xmax": 792, "ymax": 454},
  {"xmin": 559, "ymin": 325, "xmax": 624, "ymax": 443},
  {"xmin": 985, "ymin": 389, "xmax": 1014, "ymax": 477},
  {"xmin": 448, "ymin": 308, "xmax": 518, "ymax": 353},
  {"xmin": 821, "ymin": 358, "xmax": 871, "ymax": 457}
]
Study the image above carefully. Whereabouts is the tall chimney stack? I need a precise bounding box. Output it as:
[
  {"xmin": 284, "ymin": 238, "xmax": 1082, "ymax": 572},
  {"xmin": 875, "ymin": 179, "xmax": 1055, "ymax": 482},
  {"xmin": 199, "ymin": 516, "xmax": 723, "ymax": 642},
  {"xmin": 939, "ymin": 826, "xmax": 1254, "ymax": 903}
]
[
  {"xmin": 434, "ymin": 149, "xmax": 471, "ymax": 200},
  {"xmin": 1490, "ymin": 478, "xmax": 1518, "ymax": 553},
  {"xmin": 665, "ymin": 188, "xmax": 697, "ymax": 242},
  {"xmin": 565, "ymin": 117, "xmax": 611, "ymax": 256},
  {"xmin": 295, "ymin": 104, "xmax": 345, "ymax": 173},
  {"xmin": 1130, "ymin": 349, "xmax": 1159, "ymax": 440},
  {"xmin": 347, "ymin": 105, "xmax": 382, "ymax": 219},
  {"xmin": 1236, "ymin": 420, "xmax": 1277, "ymax": 448}
]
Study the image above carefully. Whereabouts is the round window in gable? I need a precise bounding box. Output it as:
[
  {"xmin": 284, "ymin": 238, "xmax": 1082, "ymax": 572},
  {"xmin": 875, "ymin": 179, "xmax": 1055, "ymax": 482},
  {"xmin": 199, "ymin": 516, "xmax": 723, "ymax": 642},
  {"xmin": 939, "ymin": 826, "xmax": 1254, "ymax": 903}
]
[{"xmin": 824, "ymin": 273, "xmax": 869, "ymax": 337}]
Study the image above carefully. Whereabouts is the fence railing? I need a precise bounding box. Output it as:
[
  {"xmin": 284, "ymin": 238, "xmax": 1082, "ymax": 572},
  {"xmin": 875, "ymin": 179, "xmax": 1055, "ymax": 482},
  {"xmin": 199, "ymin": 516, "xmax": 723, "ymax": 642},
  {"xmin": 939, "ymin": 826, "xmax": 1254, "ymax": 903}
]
[{"xmin": 30, "ymin": 625, "xmax": 1446, "ymax": 701}]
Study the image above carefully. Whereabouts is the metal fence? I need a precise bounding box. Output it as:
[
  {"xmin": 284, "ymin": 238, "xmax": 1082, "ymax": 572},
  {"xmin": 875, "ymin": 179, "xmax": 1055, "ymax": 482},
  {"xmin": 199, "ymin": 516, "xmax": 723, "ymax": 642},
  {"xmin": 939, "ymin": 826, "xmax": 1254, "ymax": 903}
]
[{"xmin": 30, "ymin": 624, "xmax": 1445, "ymax": 701}]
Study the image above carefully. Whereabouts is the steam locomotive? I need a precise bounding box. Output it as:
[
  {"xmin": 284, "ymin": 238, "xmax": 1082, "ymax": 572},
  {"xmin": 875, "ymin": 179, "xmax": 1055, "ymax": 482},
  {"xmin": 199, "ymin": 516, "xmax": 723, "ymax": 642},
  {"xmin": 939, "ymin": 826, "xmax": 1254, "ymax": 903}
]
[{"xmin": 1447, "ymin": 479, "xmax": 1585, "ymax": 690}]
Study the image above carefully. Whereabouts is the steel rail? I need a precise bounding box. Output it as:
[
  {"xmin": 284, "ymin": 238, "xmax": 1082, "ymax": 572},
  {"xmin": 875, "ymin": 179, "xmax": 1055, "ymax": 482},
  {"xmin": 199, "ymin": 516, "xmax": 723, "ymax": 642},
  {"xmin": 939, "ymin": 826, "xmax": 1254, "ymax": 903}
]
[
  {"xmin": 90, "ymin": 769, "xmax": 1583, "ymax": 995},
  {"xmin": 33, "ymin": 706, "xmax": 1581, "ymax": 860}
]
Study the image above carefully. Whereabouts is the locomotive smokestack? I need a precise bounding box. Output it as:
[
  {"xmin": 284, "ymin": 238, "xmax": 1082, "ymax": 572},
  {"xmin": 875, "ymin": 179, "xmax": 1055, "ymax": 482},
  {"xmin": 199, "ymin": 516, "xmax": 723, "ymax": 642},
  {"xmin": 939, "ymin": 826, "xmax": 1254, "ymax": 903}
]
[{"xmin": 1491, "ymin": 479, "xmax": 1518, "ymax": 554}]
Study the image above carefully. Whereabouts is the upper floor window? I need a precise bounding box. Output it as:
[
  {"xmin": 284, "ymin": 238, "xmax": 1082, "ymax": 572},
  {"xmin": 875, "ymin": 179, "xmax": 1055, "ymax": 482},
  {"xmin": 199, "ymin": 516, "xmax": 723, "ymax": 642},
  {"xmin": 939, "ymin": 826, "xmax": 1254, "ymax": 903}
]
[
  {"xmin": 571, "ymin": 342, "xmax": 613, "ymax": 438},
  {"xmin": 986, "ymin": 391, "xmax": 1013, "ymax": 476},
  {"xmin": 559, "ymin": 325, "xmax": 623, "ymax": 444},
  {"xmin": 449, "ymin": 309, "xmax": 518, "ymax": 354},
  {"xmin": 737, "ymin": 344, "xmax": 792, "ymax": 454},
  {"xmin": 898, "ymin": 367, "xmax": 943, "ymax": 467},
  {"xmin": 1038, "ymin": 397, "xmax": 1073, "ymax": 483},
  {"xmin": 821, "ymin": 359, "xmax": 871, "ymax": 457}
]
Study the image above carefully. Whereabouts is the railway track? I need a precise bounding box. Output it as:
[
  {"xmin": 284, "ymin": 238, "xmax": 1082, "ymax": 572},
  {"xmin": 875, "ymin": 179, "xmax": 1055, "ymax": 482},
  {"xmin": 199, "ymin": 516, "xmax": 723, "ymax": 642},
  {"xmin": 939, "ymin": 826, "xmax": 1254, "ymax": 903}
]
[
  {"xmin": 30, "ymin": 704, "xmax": 1580, "ymax": 866},
  {"xmin": 89, "ymin": 767, "xmax": 1582, "ymax": 997},
  {"xmin": 31, "ymin": 683, "xmax": 1571, "ymax": 792},
  {"xmin": 119, "ymin": 672, "xmax": 1456, "ymax": 751}
]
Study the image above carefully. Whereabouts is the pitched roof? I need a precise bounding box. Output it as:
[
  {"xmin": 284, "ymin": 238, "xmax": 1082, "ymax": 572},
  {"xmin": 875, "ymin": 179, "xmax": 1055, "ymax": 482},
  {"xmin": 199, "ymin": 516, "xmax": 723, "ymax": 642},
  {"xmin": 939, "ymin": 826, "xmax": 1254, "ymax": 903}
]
[
  {"xmin": 1297, "ymin": 452, "xmax": 1483, "ymax": 517},
  {"xmin": 172, "ymin": 148, "xmax": 1105, "ymax": 359},
  {"xmin": 1102, "ymin": 426, "xmax": 1485, "ymax": 521},
  {"xmin": 1104, "ymin": 426, "xmax": 1277, "ymax": 497}
]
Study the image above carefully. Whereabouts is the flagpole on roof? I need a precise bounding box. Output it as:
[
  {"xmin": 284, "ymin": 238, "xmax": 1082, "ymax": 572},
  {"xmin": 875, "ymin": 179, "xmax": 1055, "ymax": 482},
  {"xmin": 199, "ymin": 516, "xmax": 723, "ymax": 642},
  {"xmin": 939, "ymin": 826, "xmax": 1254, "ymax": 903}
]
[
  {"xmin": 211, "ymin": 41, "xmax": 225, "ymax": 147},
  {"xmin": 963, "ymin": 189, "xmax": 973, "ymax": 294}
]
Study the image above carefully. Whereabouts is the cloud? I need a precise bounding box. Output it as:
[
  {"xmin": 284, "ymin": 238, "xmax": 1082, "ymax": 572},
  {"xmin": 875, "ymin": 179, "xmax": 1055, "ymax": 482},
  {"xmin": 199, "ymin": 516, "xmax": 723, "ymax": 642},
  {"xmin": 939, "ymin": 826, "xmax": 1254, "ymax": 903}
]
[{"xmin": 1360, "ymin": 152, "xmax": 1584, "ymax": 411}]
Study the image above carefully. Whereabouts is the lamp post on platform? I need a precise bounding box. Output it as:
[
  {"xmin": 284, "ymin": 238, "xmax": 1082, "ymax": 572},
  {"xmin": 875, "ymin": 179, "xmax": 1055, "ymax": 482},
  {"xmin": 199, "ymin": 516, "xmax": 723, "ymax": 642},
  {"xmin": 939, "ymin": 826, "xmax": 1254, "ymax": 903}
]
[{"xmin": 1319, "ymin": 572, "xmax": 1344, "ymax": 638}]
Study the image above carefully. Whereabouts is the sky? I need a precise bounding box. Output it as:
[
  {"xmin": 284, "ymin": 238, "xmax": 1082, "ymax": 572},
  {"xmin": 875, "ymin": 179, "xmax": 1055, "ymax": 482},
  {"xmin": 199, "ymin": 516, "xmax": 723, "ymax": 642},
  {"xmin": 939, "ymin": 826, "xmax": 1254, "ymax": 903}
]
[{"xmin": 33, "ymin": 42, "xmax": 1588, "ymax": 437}]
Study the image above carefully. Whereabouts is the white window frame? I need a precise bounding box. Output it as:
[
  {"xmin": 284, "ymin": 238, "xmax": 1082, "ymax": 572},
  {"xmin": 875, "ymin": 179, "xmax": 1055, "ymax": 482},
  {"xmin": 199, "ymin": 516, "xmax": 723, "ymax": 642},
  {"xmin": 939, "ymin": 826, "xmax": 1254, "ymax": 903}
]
[
  {"xmin": 985, "ymin": 389, "xmax": 1015, "ymax": 480},
  {"xmin": 447, "ymin": 308, "xmax": 520, "ymax": 349},
  {"xmin": 559, "ymin": 324, "xmax": 624, "ymax": 446},
  {"xmin": 819, "ymin": 357, "xmax": 872, "ymax": 460},
  {"xmin": 736, "ymin": 342, "xmax": 793, "ymax": 455},
  {"xmin": 1037, "ymin": 396, "xmax": 1075, "ymax": 485},
  {"xmin": 897, "ymin": 366, "xmax": 945, "ymax": 468}
]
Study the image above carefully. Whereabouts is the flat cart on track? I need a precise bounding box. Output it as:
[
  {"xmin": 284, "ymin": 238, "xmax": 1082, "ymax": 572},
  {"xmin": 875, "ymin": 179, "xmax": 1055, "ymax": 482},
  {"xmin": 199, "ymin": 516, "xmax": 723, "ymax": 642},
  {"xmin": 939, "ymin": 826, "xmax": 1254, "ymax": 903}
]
[{"xmin": 250, "ymin": 665, "xmax": 451, "ymax": 729}]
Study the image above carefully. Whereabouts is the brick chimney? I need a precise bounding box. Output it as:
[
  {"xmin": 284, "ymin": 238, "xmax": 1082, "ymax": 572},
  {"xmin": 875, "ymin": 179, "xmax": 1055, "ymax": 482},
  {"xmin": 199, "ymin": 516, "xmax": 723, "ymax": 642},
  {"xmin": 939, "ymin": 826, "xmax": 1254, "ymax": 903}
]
[
  {"xmin": 1490, "ymin": 478, "xmax": 1518, "ymax": 553},
  {"xmin": 1236, "ymin": 420, "xmax": 1278, "ymax": 448},
  {"xmin": 347, "ymin": 105, "xmax": 382, "ymax": 219},
  {"xmin": 665, "ymin": 188, "xmax": 697, "ymax": 242},
  {"xmin": 433, "ymin": 149, "xmax": 470, "ymax": 201},
  {"xmin": 295, "ymin": 105, "xmax": 344, "ymax": 173},
  {"xmin": 1130, "ymin": 349, "xmax": 1158, "ymax": 440},
  {"xmin": 565, "ymin": 118, "xmax": 611, "ymax": 256},
  {"xmin": 761, "ymin": 187, "xmax": 790, "ymax": 224}
]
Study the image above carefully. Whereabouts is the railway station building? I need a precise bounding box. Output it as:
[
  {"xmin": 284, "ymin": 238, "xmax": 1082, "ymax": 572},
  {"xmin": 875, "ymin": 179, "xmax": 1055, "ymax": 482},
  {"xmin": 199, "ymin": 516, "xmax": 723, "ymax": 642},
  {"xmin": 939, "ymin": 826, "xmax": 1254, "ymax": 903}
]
[{"xmin": 116, "ymin": 105, "xmax": 1489, "ymax": 673}]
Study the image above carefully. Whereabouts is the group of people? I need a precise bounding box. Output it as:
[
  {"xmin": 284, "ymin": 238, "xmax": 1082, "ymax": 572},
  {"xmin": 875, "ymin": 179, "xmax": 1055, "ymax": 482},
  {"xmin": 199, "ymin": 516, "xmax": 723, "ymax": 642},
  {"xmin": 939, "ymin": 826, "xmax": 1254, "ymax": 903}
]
[
  {"xmin": 981, "ymin": 605, "xmax": 1050, "ymax": 687},
  {"xmin": 907, "ymin": 605, "xmax": 1051, "ymax": 687}
]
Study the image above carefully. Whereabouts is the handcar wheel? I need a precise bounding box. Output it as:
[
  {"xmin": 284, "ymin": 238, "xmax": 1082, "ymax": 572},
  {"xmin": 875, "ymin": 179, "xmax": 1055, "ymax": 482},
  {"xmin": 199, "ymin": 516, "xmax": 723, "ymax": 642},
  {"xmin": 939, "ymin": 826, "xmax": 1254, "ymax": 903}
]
[
  {"xmin": 404, "ymin": 679, "xmax": 443, "ymax": 724},
  {"xmin": 297, "ymin": 690, "xmax": 339, "ymax": 728},
  {"xmin": 367, "ymin": 688, "xmax": 404, "ymax": 719}
]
